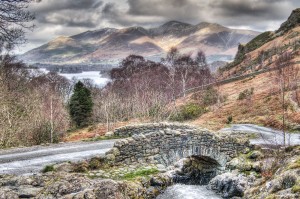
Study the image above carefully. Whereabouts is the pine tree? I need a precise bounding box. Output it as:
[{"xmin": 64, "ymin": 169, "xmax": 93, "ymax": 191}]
[{"xmin": 69, "ymin": 81, "xmax": 93, "ymax": 127}]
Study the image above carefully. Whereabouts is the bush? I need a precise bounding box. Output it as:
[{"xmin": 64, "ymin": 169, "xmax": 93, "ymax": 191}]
[
  {"xmin": 42, "ymin": 165, "xmax": 55, "ymax": 173},
  {"xmin": 203, "ymin": 88, "xmax": 219, "ymax": 106},
  {"xmin": 73, "ymin": 161, "xmax": 89, "ymax": 173},
  {"xmin": 238, "ymin": 88, "xmax": 254, "ymax": 100},
  {"xmin": 170, "ymin": 103, "xmax": 206, "ymax": 121},
  {"xmin": 227, "ymin": 116, "xmax": 233, "ymax": 124},
  {"xmin": 89, "ymin": 158, "xmax": 102, "ymax": 170}
]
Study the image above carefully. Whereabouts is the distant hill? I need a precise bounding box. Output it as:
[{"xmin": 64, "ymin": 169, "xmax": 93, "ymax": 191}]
[{"xmin": 20, "ymin": 21, "xmax": 259, "ymax": 66}]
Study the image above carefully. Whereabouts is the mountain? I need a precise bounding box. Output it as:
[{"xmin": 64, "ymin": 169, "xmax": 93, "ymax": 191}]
[{"xmin": 20, "ymin": 21, "xmax": 259, "ymax": 66}]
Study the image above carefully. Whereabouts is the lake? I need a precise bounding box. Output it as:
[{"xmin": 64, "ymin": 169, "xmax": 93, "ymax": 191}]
[{"xmin": 39, "ymin": 68, "xmax": 110, "ymax": 87}]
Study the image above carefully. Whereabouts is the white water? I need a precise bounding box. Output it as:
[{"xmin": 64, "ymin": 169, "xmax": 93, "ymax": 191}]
[{"xmin": 157, "ymin": 185, "xmax": 221, "ymax": 199}]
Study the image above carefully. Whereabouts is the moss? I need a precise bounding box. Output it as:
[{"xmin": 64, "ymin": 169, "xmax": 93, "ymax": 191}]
[
  {"xmin": 292, "ymin": 182, "xmax": 300, "ymax": 193},
  {"xmin": 288, "ymin": 158, "xmax": 300, "ymax": 170},
  {"xmin": 265, "ymin": 194, "xmax": 277, "ymax": 199},
  {"xmin": 121, "ymin": 167, "xmax": 159, "ymax": 181},
  {"xmin": 42, "ymin": 165, "xmax": 55, "ymax": 173}
]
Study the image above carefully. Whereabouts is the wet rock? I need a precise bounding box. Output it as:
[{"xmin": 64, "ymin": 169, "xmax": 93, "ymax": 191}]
[{"xmin": 208, "ymin": 172, "xmax": 249, "ymax": 198}]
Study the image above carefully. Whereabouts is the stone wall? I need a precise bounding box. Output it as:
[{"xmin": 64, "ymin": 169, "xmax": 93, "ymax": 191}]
[{"xmin": 106, "ymin": 123, "xmax": 249, "ymax": 170}]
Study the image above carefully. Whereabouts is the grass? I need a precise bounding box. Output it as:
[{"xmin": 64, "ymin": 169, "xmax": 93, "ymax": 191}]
[
  {"xmin": 42, "ymin": 165, "xmax": 55, "ymax": 173},
  {"xmin": 83, "ymin": 135, "xmax": 124, "ymax": 142},
  {"xmin": 120, "ymin": 167, "xmax": 159, "ymax": 181}
]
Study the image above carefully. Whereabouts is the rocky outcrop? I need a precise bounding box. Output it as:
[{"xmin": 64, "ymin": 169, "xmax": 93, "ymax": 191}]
[
  {"xmin": 208, "ymin": 171, "xmax": 253, "ymax": 198},
  {"xmin": 0, "ymin": 171, "xmax": 173, "ymax": 199},
  {"xmin": 277, "ymin": 8, "xmax": 300, "ymax": 34}
]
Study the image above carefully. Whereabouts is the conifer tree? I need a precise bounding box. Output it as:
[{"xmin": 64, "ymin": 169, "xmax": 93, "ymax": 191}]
[{"xmin": 69, "ymin": 81, "xmax": 93, "ymax": 127}]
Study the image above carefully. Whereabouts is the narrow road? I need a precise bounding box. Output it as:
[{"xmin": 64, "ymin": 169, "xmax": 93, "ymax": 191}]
[
  {"xmin": 219, "ymin": 124, "xmax": 300, "ymax": 146},
  {"xmin": 0, "ymin": 140, "xmax": 116, "ymax": 175}
]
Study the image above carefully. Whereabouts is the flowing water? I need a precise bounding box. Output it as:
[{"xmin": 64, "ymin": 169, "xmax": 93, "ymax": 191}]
[{"xmin": 157, "ymin": 184, "xmax": 221, "ymax": 199}]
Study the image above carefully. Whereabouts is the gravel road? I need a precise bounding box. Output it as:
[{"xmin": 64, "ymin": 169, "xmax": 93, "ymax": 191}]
[{"xmin": 0, "ymin": 140, "xmax": 116, "ymax": 175}]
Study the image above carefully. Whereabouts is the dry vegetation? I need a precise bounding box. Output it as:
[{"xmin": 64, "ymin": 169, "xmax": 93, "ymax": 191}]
[{"xmin": 184, "ymin": 27, "xmax": 300, "ymax": 131}]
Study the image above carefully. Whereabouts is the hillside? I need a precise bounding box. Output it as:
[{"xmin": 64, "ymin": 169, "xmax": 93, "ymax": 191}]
[
  {"xmin": 218, "ymin": 8, "xmax": 300, "ymax": 79},
  {"xmin": 178, "ymin": 8, "xmax": 300, "ymax": 131},
  {"xmin": 20, "ymin": 21, "xmax": 259, "ymax": 65}
]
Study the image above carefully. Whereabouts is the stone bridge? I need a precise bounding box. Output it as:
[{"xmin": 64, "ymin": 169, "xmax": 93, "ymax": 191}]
[{"xmin": 106, "ymin": 123, "xmax": 249, "ymax": 171}]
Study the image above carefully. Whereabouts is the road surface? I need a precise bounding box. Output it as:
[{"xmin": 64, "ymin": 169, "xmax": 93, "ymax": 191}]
[
  {"xmin": 0, "ymin": 140, "xmax": 116, "ymax": 175},
  {"xmin": 220, "ymin": 124, "xmax": 300, "ymax": 146}
]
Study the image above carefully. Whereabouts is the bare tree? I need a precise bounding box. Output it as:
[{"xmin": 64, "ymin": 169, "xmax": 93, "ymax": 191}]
[
  {"xmin": 0, "ymin": 0, "xmax": 35, "ymax": 50},
  {"xmin": 273, "ymin": 51, "xmax": 295, "ymax": 146}
]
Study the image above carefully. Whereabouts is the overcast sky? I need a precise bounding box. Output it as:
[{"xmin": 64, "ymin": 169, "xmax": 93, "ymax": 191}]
[{"xmin": 16, "ymin": 0, "xmax": 300, "ymax": 54}]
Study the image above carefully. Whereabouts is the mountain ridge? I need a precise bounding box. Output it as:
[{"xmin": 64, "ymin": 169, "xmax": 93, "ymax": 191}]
[{"xmin": 20, "ymin": 21, "xmax": 260, "ymax": 65}]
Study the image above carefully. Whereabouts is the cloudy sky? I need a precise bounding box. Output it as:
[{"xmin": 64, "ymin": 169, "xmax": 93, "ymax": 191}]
[{"xmin": 16, "ymin": 0, "xmax": 300, "ymax": 54}]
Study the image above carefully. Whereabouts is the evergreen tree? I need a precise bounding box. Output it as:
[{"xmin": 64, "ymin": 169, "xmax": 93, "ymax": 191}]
[{"xmin": 69, "ymin": 81, "xmax": 93, "ymax": 127}]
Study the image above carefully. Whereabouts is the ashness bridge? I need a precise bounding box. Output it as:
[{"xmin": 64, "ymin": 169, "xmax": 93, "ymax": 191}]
[{"xmin": 106, "ymin": 123, "xmax": 249, "ymax": 171}]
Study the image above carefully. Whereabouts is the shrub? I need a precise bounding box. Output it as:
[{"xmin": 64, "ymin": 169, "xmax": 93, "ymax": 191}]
[
  {"xmin": 202, "ymin": 88, "xmax": 219, "ymax": 106},
  {"xmin": 42, "ymin": 165, "xmax": 55, "ymax": 173},
  {"xmin": 89, "ymin": 158, "xmax": 102, "ymax": 170},
  {"xmin": 227, "ymin": 116, "xmax": 233, "ymax": 124},
  {"xmin": 170, "ymin": 103, "xmax": 206, "ymax": 121},
  {"xmin": 238, "ymin": 88, "xmax": 254, "ymax": 100},
  {"xmin": 73, "ymin": 161, "xmax": 89, "ymax": 173}
]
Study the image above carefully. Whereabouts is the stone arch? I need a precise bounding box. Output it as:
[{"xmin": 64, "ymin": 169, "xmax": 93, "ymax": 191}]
[
  {"xmin": 107, "ymin": 123, "xmax": 248, "ymax": 172},
  {"xmin": 172, "ymin": 155, "xmax": 223, "ymax": 185}
]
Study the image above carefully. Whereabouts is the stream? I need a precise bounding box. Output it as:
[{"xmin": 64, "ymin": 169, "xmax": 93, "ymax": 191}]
[{"xmin": 157, "ymin": 184, "xmax": 221, "ymax": 199}]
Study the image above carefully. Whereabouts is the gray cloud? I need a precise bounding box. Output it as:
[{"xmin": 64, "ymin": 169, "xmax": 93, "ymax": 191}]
[
  {"xmin": 31, "ymin": 0, "xmax": 103, "ymax": 27},
  {"xmin": 16, "ymin": 0, "xmax": 300, "ymax": 54},
  {"xmin": 100, "ymin": 0, "xmax": 300, "ymax": 29}
]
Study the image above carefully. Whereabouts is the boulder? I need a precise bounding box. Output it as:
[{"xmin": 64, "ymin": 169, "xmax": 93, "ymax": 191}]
[{"xmin": 208, "ymin": 172, "xmax": 249, "ymax": 198}]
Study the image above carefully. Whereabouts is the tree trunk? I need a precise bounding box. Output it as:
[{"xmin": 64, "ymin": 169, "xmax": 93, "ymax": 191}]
[{"xmin": 50, "ymin": 97, "xmax": 54, "ymax": 143}]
